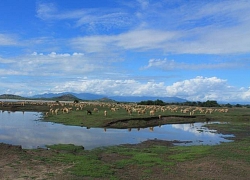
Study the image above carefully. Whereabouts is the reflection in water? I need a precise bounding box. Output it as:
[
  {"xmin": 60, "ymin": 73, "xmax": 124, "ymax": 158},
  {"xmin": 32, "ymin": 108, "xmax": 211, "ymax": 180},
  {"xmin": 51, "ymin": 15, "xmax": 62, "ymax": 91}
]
[{"xmin": 0, "ymin": 111, "xmax": 234, "ymax": 150}]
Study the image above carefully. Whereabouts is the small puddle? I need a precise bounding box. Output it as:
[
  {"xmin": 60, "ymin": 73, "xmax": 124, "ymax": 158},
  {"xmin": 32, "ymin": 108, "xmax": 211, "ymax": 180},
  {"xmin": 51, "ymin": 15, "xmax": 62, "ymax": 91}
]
[{"xmin": 0, "ymin": 111, "xmax": 234, "ymax": 150}]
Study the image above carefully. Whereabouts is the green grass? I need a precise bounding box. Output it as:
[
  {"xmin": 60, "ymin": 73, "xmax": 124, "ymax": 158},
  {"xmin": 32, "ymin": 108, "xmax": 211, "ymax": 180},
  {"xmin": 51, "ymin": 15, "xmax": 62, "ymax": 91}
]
[
  {"xmin": 43, "ymin": 105, "xmax": 126, "ymax": 127},
  {"xmin": 44, "ymin": 144, "xmax": 178, "ymax": 178},
  {"xmin": 41, "ymin": 103, "xmax": 250, "ymax": 131},
  {"xmin": 211, "ymin": 138, "xmax": 250, "ymax": 163},
  {"xmin": 65, "ymin": 155, "xmax": 113, "ymax": 177},
  {"xmin": 169, "ymin": 145, "xmax": 211, "ymax": 162},
  {"xmin": 43, "ymin": 103, "xmax": 208, "ymax": 127},
  {"xmin": 47, "ymin": 144, "xmax": 115, "ymax": 178},
  {"xmin": 47, "ymin": 143, "xmax": 84, "ymax": 152}
]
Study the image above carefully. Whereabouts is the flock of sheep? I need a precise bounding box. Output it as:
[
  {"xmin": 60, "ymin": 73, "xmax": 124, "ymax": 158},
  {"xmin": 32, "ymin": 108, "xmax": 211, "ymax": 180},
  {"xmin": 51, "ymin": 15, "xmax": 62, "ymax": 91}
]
[
  {"xmin": 42, "ymin": 101, "xmax": 229, "ymax": 118},
  {"xmin": 0, "ymin": 100, "xmax": 229, "ymax": 118}
]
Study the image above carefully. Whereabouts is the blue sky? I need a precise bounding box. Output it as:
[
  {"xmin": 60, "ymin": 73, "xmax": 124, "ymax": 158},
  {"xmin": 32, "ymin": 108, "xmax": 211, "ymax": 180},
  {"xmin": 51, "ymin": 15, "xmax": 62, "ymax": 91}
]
[{"xmin": 0, "ymin": 0, "xmax": 250, "ymax": 102}]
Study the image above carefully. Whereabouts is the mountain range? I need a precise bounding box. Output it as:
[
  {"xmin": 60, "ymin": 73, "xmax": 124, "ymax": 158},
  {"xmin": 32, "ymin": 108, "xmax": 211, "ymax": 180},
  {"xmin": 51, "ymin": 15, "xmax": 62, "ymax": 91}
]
[
  {"xmin": 31, "ymin": 92, "xmax": 187, "ymax": 103},
  {"xmin": 1, "ymin": 93, "xmax": 250, "ymax": 104}
]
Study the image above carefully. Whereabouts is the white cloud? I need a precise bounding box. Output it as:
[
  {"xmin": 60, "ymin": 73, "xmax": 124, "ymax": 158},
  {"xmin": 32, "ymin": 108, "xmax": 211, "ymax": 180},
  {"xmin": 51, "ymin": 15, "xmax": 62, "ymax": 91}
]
[
  {"xmin": 0, "ymin": 57, "xmax": 16, "ymax": 63},
  {"xmin": 175, "ymin": 24, "xmax": 250, "ymax": 54},
  {"xmin": 70, "ymin": 22, "xmax": 250, "ymax": 54},
  {"xmin": 66, "ymin": 0, "xmax": 250, "ymax": 55},
  {"xmin": 142, "ymin": 58, "xmax": 247, "ymax": 71},
  {"xmin": 116, "ymin": 29, "xmax": 177, "ymax": 50},
  {"xmin": 36, "ymin": 2, "xmax": 133, "ymax": 32},
  {"xmin": 0, "ymin": 34, "xmax": 18, "ymax": 46},
  {"xmin": 241, "ymin": 87, "xmax": 250, "ymax": 99},
  {"xmin": 1, "ymin": 73, "xmax": 250, "ymax": 102},
  {"xmin": 50, "ymin": 79, "xmax": 143, "ymax": 95},
  {"xmin": 48, "ymin": 52, "xmax": 71, "ymax": 57},
  {"xmin": 70, "ymin": 29, "xmax": 178, "ymax": 53},
  {"xmin": 73, "ymin": 52, "xmax": 84, "ymax": 56},
  {"xmin": 41, "ymin": 76, "xmax": 250, "ymax": 103},
  {"xmin": 165, "ymin": 76, "xmax": 241, "ymax": 102},
  {"xmin": 71, "ymin": 35, "xmax": 116, "ymax": 53},
  {"xmin": 137, "ymin": 0, "xmax": 149, "ymax": 10},
  {"xmin": 76, "ymin": 12, "xmax": 132, "ymax": 30},
  {"xmin": 0, "ymin": 69, "xmax": 24, "ymax": 76},
  {"xmin": 36, "ymin": 3, "xmax": 58, "ymax": 20},
  {"xmin": 0, "ymin": 52, "xmax": 107, "ymax": 77}
]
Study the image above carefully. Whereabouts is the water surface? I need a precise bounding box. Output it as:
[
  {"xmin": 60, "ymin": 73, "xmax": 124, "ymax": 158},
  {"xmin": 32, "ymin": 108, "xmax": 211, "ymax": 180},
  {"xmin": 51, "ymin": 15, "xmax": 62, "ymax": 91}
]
[{"xmin": 0, "ymin": 111, "xmax": 234, "ymax": 150}]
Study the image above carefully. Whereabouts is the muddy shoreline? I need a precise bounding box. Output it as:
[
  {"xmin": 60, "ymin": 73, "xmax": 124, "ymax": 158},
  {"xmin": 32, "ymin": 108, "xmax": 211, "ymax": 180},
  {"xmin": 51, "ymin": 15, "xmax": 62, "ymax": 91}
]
[{"xmin": 103, "ymin": 115, "xmax": 209, "ymax": 128}]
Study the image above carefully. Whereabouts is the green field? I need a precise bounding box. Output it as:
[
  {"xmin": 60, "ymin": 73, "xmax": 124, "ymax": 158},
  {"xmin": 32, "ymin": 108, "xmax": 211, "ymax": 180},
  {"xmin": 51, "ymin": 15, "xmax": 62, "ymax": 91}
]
[{"xmin": 41, "ymin": 102, "xmax": 229, "ymax": 128}]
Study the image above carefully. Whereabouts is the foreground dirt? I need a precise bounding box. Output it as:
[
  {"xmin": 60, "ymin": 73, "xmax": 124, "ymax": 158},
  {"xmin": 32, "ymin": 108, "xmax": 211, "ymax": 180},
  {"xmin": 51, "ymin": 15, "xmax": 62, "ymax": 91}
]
[
  {"xmin": 0, "ymin": 143, "xmax": 77, "ymax": 180},
  {"xmin": 1, "ymin": 139, "xmax": 250, "ymax": 180},
  {"xmin": 173, "ymin": 157, "xmax": 250, "ymax": 180}
]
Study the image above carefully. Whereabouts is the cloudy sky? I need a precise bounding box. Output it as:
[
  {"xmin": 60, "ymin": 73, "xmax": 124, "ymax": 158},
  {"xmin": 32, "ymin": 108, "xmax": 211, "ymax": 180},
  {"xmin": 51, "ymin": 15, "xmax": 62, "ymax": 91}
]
[{"xmin": 1, "ymin": 0, "xmax": 250, "ymax": 102}]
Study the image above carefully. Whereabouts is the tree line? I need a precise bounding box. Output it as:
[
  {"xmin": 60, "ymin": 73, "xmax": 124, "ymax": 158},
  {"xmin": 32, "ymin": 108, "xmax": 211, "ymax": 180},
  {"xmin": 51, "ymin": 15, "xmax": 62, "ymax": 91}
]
[{"xmin": 137, "ymin": 99, "xmax": 249, "ymax": 108}]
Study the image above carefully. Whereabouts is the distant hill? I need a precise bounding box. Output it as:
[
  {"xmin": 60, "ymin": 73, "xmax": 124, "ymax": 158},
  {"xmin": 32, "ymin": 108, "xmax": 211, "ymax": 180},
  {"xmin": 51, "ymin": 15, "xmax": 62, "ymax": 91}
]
[
  {"xmin": 0, "ymin": 94, "xmax": 26, "ymax": 100},
  {"xmin": 32, "ymin": 92, "xmax": 104, "ymax": 100},
  {"xmin": 0, "ymin": 92, "xmax": 187, "ymax": 103},
  {"xmin": 2, "ymin": 93, "xmax": 250, "ymax": 104},
  {"xmin": 51, "ymin": 94, "xmax": 82, "ymax": 101},
  {"xmin": 31, "ymin": 92, "xmax": 187, "ymax": 103},
  {"xmin": 109, "ymin": 95, "xmax": 186, "ymax": 103},
  {"xmin": 95, "ymin": 97, "xmax": 116, "ymax": 102}
]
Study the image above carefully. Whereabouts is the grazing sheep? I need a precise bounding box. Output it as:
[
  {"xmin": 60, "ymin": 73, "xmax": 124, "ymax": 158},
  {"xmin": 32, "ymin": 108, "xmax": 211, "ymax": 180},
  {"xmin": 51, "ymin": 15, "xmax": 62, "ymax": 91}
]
[
  {"xmin": 149, "ymin": 110, "xmax": 155, "ymax": 116},
  {"xmin": 54, "ymin": 108, "xmax": 59, "ymax": 115},
  {"xmin": 87, "ymin": 110, "xmax": 92, "ymax": 115},
  {"xmin": 62, "ymin": 107, "xmax": 69, "ymax": 113},
  {"xmin": 189, "ymin": 110, "xmax": 195, "ymax": 115},
  {"xmin": 104, "ymin": 110, "xmax": 107, "ymax": 116},
  {"xmin": 205, "ymin": 108, "xmax": 213, "ymax": 114},
  {"xmin": 93, "ymin": 108, "xmax": 99, "ymax": 112},
  {"xmin": 127, "ymin": 109, "xmax": 132, "ymax": 115},
  {"xmin": 110, "ymin": 107, "xmax": 116, "ymax": 112}
]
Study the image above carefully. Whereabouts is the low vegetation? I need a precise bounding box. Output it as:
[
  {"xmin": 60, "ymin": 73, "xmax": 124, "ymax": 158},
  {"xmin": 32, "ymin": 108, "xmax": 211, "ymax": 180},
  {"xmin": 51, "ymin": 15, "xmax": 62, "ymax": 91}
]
[{"xmin": 39, "ymin": 100, "xmax": 234, "ymax": 128}]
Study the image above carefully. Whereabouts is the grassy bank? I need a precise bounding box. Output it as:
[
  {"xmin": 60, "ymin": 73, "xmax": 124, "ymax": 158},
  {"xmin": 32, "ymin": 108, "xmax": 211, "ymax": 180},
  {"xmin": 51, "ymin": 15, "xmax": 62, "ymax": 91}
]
[
  {"xmin": 42, "ymin": 103, "xmax": 211, "ymax": 128},
  {"xmin": 5, "ymin": 136, "xmax": 249, "ymax": 179}
]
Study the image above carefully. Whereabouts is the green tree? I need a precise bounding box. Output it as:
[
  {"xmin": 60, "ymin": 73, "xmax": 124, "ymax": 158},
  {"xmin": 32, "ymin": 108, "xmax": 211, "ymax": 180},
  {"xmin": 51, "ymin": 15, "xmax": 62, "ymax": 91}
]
[
  {"xmin": 202, "ymin": 100, "xmax": 220, "ymax": 107},
  {"xmin": 235, "ymin": 104, "xmax": 242, "ymax": 107},
  {"xmin": 74, "ymin": 99, "xmax": 79, "ymax": 103},
  {"xmin": 225, "ymin": 103, "xmax": 232, "ymax": 108}
]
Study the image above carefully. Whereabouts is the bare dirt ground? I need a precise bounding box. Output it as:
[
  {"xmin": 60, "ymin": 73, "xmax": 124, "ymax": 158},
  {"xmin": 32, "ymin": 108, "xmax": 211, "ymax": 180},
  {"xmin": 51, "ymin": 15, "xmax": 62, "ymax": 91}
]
[
  {"xmin": 1, "ymin": 139, "xmax": 250, "ymax": 180},
  {"xmin": 172, "ymin": 157, "xmax": 250, "ymax": 180},
  {"xmin": 0, "ymin": 143, "xmax": 76, "ymax": 180}
]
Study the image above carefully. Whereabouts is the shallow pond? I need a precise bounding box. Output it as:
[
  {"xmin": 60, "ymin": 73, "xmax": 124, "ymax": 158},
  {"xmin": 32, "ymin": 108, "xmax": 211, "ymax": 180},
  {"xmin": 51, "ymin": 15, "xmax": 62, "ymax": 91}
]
[{"xmin": 0, "ymin": 111, "xmax": 234, "ymax": 150}]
